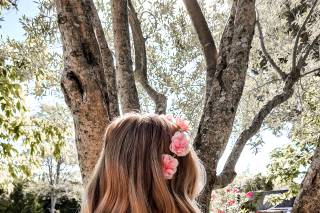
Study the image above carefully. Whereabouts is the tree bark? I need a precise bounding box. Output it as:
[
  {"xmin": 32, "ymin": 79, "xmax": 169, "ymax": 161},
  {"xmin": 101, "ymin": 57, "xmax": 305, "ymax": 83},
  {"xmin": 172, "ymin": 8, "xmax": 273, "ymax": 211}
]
[
  {"xmin": 182, "ymin": 0, "xmax": 218, "ymax": 102},
  {"xmin": 188, "ymin": 0, "xmax": 256, "ymax": 211},
  {"xmin": 128, "ymin": 0, "xmax": 167, "ymax": 114},
  {"xmin": 292, "ymin": 142, "xmax": 320, "ymax": 213},
  {"xmin": 55, "ymin": 0, "xmax": 116, "ymax": 184},
  {"xmin": 84, "ymin": 0, "xmax": 119, "ymax": 119},
  {"xmin": 112, "ymin": 0, "xmax": 140, "ymax": 113}
]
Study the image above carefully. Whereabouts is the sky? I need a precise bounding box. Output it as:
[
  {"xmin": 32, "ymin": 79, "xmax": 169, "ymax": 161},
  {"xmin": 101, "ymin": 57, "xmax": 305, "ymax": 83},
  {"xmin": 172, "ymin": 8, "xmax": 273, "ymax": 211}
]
[
  {"xmin": 0, "ymin": 0, "xmax": 292, "ymax": 176},
  {"xmin": 0, "ymin": 0, "xmax": 38, "ymax": 40}
]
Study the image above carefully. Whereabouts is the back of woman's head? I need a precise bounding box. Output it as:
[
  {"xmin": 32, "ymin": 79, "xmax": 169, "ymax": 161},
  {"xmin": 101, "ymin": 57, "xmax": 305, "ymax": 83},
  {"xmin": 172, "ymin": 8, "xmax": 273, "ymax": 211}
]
[{"xmin": 81, "ymin": 113, "xmax": 205, "ymax": 213}]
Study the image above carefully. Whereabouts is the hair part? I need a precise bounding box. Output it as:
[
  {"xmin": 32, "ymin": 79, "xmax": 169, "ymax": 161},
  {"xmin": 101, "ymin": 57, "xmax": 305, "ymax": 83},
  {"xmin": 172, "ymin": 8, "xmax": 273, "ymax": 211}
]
[{"xmin": 81, "ymin": 113, "xmax": 205, "ymax": 213}]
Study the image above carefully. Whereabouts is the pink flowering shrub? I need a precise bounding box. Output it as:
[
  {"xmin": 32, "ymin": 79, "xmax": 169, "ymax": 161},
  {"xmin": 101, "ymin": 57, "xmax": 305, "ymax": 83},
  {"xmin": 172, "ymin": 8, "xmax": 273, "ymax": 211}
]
[{"xmin": 210, "ymin": 187, "xmax": 255, "ymax": 213}]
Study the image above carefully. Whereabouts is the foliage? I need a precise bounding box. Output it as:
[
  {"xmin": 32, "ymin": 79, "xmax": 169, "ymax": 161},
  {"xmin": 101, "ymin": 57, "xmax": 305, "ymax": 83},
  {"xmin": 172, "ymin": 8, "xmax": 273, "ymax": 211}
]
[
  {"xmin": 0, "ymin": 181, "xmax": 81, "ymax": 213},
  {"xmin": 236, "ymin": 0, "xmax": 320, "ymax": 138},
  {"xmin": 0, "ymin": 101, "xmax": 71, "ymax": 188},
  {"xmin": 243, "ymin": 173, "xmax": 273, "ymax": 193},
  {"xmin": 209, "ymin": 175, "xmax": 273, "ymax": 213},
  {"xmin": 233, "ymin": 0, "xmax": 319, "ymax": 203},
  {"xmin": 0, "ymin": 0, "xmax": 69, "ymax": 188},
  {"xmin": 267, "ymin": 81, "xmax": 320, "ymax": 204},
  {"xmin": 27, "ymin": 137, "xmax": 82, "ymax": 207},
  {"xmin": 210, "ymin": 187, "xmax": 255, "ymax": 213}
]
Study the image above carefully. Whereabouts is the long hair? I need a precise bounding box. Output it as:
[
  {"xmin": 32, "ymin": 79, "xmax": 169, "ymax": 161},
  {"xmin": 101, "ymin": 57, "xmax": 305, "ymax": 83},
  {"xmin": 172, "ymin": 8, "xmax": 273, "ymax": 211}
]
[{"xmin": 81, "ymin": 113, "xmax": 205, "ymax": 213}]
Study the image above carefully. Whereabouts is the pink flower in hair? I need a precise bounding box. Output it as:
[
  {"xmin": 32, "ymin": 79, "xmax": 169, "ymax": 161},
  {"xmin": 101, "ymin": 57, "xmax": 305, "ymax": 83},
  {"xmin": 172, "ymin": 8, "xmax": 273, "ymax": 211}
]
[
  {"xmin": 162, "ymin": 154, "xmax": 179, "ymax": 179},
  {"xmin": 170, "ymin": 131, "xmax": 190, "ymax": 156},
  {"xmin": 175, "ymin": 117, "xmax": 189, "ymax": 131}
]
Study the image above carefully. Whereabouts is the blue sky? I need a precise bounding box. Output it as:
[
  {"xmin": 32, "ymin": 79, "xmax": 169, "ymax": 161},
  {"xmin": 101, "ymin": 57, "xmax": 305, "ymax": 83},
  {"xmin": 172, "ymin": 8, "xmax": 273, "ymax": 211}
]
[
  {"xmin": 0, "ymin": 0, "xmax": 292, "ymax": 176},
  {"xmin": 0, "ymin": 0, "xmax": 38, "ymax": 40}
]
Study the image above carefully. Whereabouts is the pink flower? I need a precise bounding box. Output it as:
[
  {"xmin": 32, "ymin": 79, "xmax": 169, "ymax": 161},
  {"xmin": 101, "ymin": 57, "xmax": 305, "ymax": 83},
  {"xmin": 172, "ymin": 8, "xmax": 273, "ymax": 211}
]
[
  {"xmin": 170, "ymin": 132, "xmax": 190, "ymax": 156},
  {"xmin": 226, "ymin": 188, "xmax": 231, "ymax": 193},
  {"xmin": 217, "ymin": 209, "xmax": 225, "ymax": 213},
  {"xmin": 211, "ymin": 191, "xmax": 216, "ymax": 201},
  {"xmin": 162, "ymin": 154, "xmax": 178, "ymax": 179},
  {"xmin": 175, "ymin": 117, "xmax": 189, "ymax": 131},
  {"xmin": 227, "ymin": 199, "xmax": 236, "ymax": 206},
  {"xmin": 245, "ymin": 191, "xmax": 254, "ymax": 199},
  {"xmin": 233, "ymin": 188, "xmax": 239, "ymax": 193}
]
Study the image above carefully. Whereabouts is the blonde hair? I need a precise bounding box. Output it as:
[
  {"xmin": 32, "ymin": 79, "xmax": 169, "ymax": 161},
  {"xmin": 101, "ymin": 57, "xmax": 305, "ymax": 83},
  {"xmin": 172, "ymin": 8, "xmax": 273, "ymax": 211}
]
[{"xmin": 81, "ymin": 113, "xmax": 205, "ymax": 213}]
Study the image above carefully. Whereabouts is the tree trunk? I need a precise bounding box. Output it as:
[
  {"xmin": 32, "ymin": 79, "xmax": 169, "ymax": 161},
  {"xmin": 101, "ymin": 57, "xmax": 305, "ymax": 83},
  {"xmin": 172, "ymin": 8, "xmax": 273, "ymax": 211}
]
[
  {"xmin": 128, "ymin": 0, "xmax": 167, "ymax": 114},
  {"xmin": 55, "ymin": 0, "xmax": 117, "ymax": 184},
  {"xmin": 111, "ymin": 0, "xmax": 140, "ymax": 113},
  {"xmin": 292, "ymin": 143, "xmax": 320, "ymax": 213},
  {"xmin": 187, "ymin": 0, "xmax": 256, "ymax": 211},
  {"xmin": 50, "ymin": 194, "xmax": 57, "ymax": 213}
]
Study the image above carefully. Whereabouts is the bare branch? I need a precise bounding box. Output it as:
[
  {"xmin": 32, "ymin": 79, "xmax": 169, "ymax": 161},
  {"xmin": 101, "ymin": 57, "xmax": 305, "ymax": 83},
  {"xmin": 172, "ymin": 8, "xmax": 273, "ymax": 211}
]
[
  {"xmin": 301, "ymin": 67, "xmax": 320, "ymax": 77},
  {"xmin": 247, "ymin": 78, "xmax": 282, "ymax": 93},
  {"xmin": 111, "ymin": 0, "xmax": 140, "ymax": 113},
  {"xmin": 84, "ymin": 0, "xmax": 119, "ymax": 119},
  {"xmin": 297, "ymin": 33, "xmax": 320, "ymax": 70},
  {"xmin": 218, "ymin": 31, "xmax": 312, "ymax": 185},
  {"xmin": 217, "ymin": 87, "xmax": 294, "ymax": 186},
  {"xmin": 128, "ymin": 0, "xmax": 167, "ymax": 114},
  {"xmin": 292, "ymin": 0, "xmax": 318, "ymax": 69},
  {"xmin": 256, "ymin": 14, "xmax": 287, "ymax": 80},
  {"xmin": 214, "ymin": 170, "xmax": 237, "ymax": 188},
  {"xmin": 182, "ymin": 0, "xmax": 218, "ymax": 101},
  {"xmin": 217, "ymin": 1, "xmax": 319, "ymax": 186}
]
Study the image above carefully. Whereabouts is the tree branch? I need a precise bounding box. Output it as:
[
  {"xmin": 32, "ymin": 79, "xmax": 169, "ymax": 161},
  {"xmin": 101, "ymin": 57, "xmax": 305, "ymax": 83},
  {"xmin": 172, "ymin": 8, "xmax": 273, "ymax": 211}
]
[
  {"xmin": 217, "ymin": 86, "xmax": 295, "ymax": 186},
  {"xmin": 301, "ymin": 67, "xmax": 320, "ymax": 77},
  {"xmin": 128, "ymin": 0, "xmax": 167, "ymax": 114},
  {"xmin": 215, "ymin": 0, "xmax": 237, "ymax": 75},
  {"xmin": 292, "ymin": 0, "xmax": 318, "ymax": 69},
  {"xmin": 217, "ymin": 0, "xmax": 319, "ymax": 187},
  {"xmin": 218, "ymin": 66, "xmax": 304, "ymax": 187},
  {"xmin": 193, "ymin": 0, "xmax": 256, "ymax": 211},
  {"xmin": 85, "ymin": 0, "xmax": 119, "ymax": 119},
  {"xmin": 297, "ymin": 33, "xmax": 320, "ymax": 70},
  {"xmin": 256, "ymin": 15, "xmax": 287, "ymax": 80},
  {"xmin": 182, "ymin": 0, "xmax": 218, "ymax": 101},
  {"xmin": 111, "ymin": 0, "xmax": 140, "ymax": 113}
]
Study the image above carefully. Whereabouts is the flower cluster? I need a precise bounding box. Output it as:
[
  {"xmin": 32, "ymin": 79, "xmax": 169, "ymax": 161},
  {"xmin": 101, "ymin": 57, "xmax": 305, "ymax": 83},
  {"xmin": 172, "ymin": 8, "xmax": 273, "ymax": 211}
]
[
  {"xmin": 210, "ymin": 187, "xmax": 255, "ymax": 213},
  {"xmin": 161, "ymin": 114, "xmax": 191, "ymax": 179}
]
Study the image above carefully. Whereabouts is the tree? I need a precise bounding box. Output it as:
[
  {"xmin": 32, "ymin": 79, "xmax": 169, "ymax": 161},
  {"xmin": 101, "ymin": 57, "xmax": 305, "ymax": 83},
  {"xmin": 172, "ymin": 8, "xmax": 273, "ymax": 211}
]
[
  {"xmin": 29, "ymin": 141, "xmax": 81, "ymax": 213},
  {"xmin": 54, "ymin": 0, "xmax": 320, "ymax": 211},
  {"xmin": 0, "ymin": 0, "xmax": 71, "ymax": 189},
  {"xmin": 0, "ymin": 180, "xmax": 81, "ymax": 213}
]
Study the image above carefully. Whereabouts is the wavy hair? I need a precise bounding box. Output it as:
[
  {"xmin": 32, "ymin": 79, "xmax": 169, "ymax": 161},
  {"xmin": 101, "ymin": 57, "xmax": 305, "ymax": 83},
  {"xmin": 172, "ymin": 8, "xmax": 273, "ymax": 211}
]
[{"xmin": 81, "ymin": 113, "xmax": 205, "ymax": 213}]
